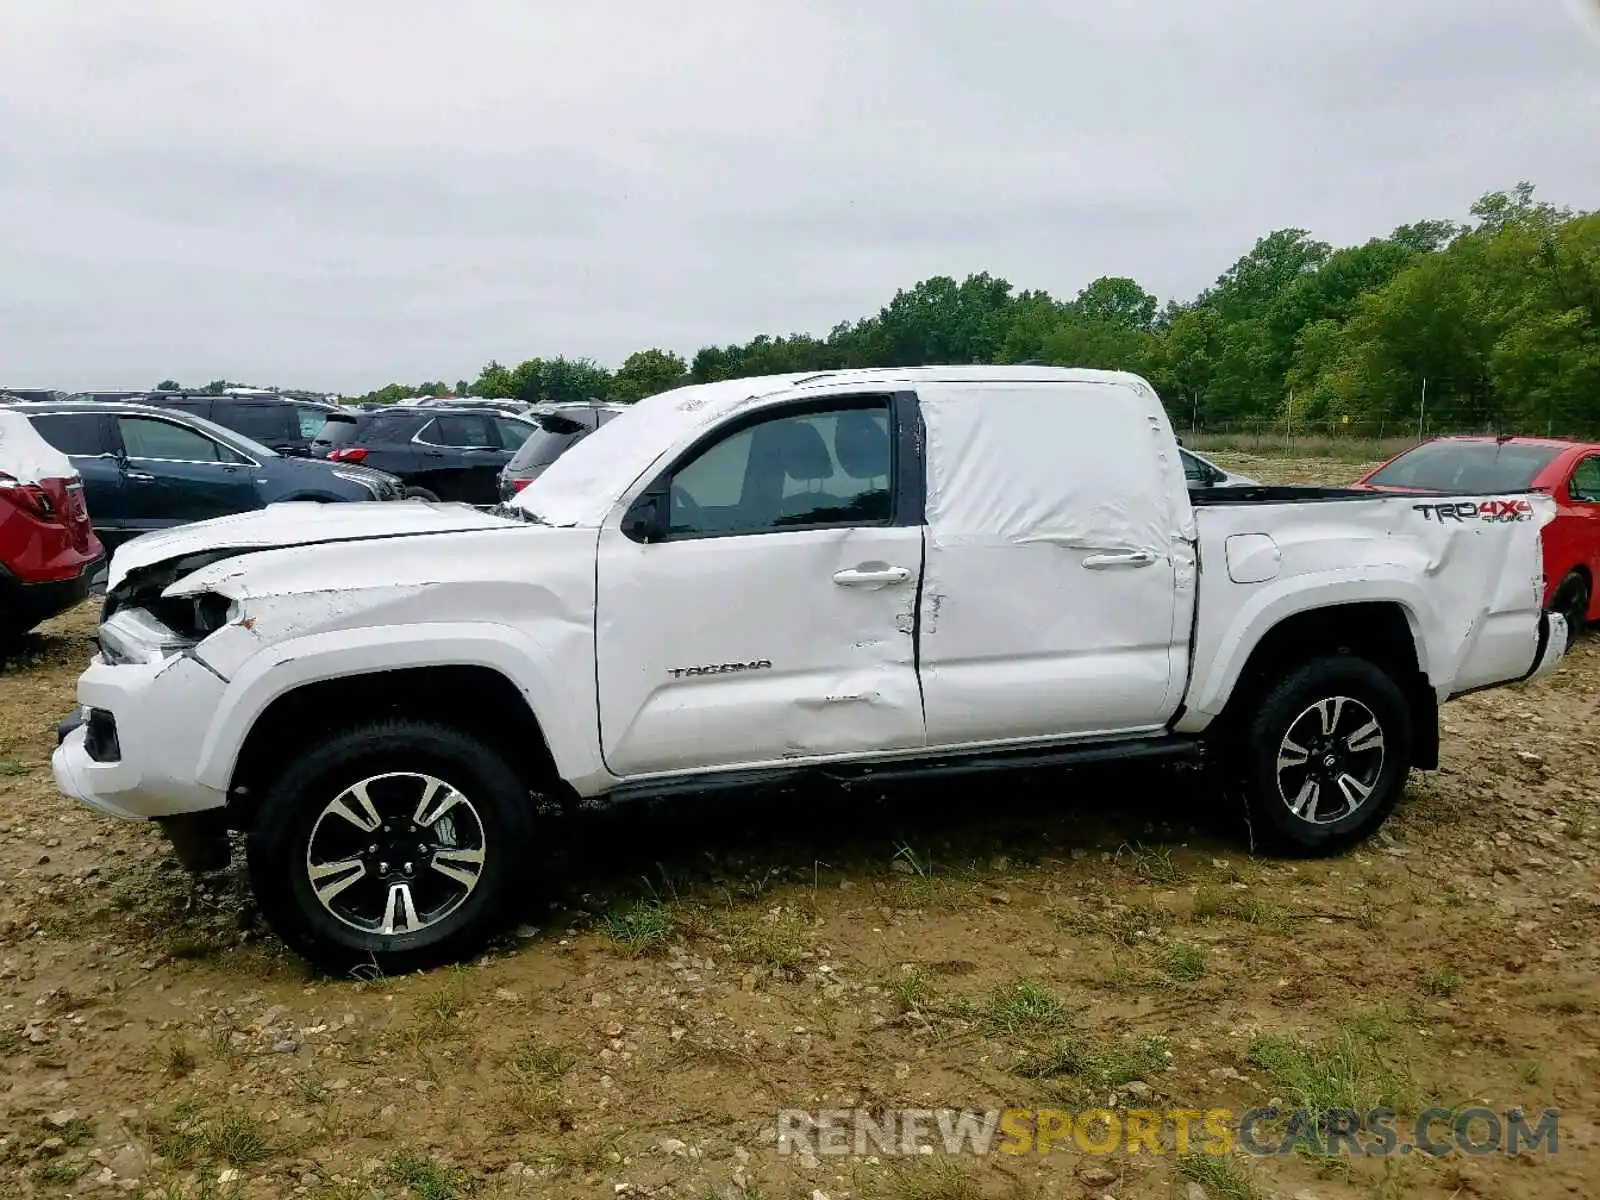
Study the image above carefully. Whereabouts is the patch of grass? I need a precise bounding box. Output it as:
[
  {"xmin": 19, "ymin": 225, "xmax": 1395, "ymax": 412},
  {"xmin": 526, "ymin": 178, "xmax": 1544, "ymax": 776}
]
[
  {"xmin": 1247, "ymin": 1025, "xmax": 1415, "ymax": 1115},
  {"xmin": 975, "ymin": 979, "xmax": 1071, "ymax": 1036},
  {"xmin": 536, "ymin": 1134, "xmax": 622, "ymax": 1178},
  {"xmin": 873, "ymin": 1159, "xmax": 980, "ymax": 1200},
  {"xmin": 1419, "ymin": 967, "xmax": 1462, "ymax": 998},
  {"xmin": 410, "ymin": 966, "xmax": 471, "ymax": 1042},
  {"xmin": 887, "ymin": 873, "xmax": 982, "ymax": 912},
  {"xmin": 55, "ymin": 1115, "xmax": 95, "ymax": 1147},
  {"xmin": 1186, "ymin": 430, "xmax": 1408, "ymax": 465},
  {"xmin": 1519, "ymin": 1060, "xmax": 1543, "ymax": 1086},
  {"xmin": 383, "ymin": 1150, "xmax": 470, "ymax": 1200},
  {"xmin": 599, "ymin": 900, "xmax": 674, "ymax": 956},
  {"xmin": 0, "ymin": 759, "xmax": 30, "ymax": 776},
  {"xmin": 148, "ymin": 1103, "xmax": 272, "ymax": 1169},
  {"xmin": 1118, "ymin": 842, "xmax": 1183, "ymax": 884},
  {"xmin": 1016, "ymin": 1031, "xmax": 1170, "ymax": 1095},
  {"xmin": 891, "ymin": 966, "xmax": 936, "ymax": 1015},
  {"xmin": 504, "ymin": 1039, "xmax": 575, "ymax": 1128},
  {"xmin": 32, "ymin": 1157, "xmax": 91, "ymax": 1186},
  {"xmin": 1355, "ymin": 903, "xmax": 1385, "ymax": 934},
  {"xmin": 1176, "ymin": 1154, "xmax": 1263, "ymax": 1200},
  {"xmin": 717, "ymin": 907, "xmax": 811, "ymax": 977},
  {"xmin": 1163, "ymin": 943, "xmax": 1208, "ymax": 983},
  {"xmin": 1191, "ymin": 888, "xmax": 1290, "ymax": 930},
  {"xmin": 891, "ymin": 841, "xmax": 933, "ymax": 877},
  {"xmin": 1063, "ymin": 901, "xmax": 1175, "ymax": 946},
  {"xmin": 509, "ymin": 1039, "xmax": 574, "ymax": 1084},
  {"xmin": 165, "ymin": 1041, "xmax": 198, "ymax": 1079}
]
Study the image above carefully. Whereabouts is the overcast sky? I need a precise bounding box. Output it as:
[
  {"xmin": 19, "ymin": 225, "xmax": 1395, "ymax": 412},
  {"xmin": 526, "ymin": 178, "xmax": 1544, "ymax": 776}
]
[{"xmin": 2, "ymin": 0, "xmax": 1597, "ymax": 392}]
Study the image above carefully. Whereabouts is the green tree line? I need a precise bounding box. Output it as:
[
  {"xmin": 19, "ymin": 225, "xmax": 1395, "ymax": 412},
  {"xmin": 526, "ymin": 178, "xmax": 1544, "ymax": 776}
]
[{"xmin": 352, "ymin": 185, "xmax": 1600, "ymax": 437}]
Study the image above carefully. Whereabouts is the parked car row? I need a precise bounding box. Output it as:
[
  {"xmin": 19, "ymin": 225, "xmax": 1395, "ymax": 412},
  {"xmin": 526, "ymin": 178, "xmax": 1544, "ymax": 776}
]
[
  {"xmin": 313, "ymin": 405, "xmax": 540, "ymax": 504},
  {"xmin": 18, "ymin": 400, "xmax": 404, "ymax": 555}
]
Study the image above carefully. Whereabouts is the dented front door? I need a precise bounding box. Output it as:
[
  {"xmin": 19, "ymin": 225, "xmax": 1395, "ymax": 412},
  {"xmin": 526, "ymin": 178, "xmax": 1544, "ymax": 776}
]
[{"xmin": 594, "ymin": 396, "xmax": 925, "ymax": 777}]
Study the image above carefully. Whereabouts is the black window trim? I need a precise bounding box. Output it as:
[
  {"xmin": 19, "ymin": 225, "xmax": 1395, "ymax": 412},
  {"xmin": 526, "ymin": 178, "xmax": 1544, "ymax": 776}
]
[{"xmin": 622, "ymin": 389, "xmax": 924, "ymax": 544}]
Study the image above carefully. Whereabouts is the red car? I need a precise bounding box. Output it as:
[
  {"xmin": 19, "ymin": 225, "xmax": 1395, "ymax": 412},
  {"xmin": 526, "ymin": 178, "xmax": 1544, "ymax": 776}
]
[
  {"xmin": 0, "ymin": 411, "xmax": 103, "ymax": 642},
  {"xmin": 1355, "ymin": 436, "xmax": 1600, "ymax": 644}
]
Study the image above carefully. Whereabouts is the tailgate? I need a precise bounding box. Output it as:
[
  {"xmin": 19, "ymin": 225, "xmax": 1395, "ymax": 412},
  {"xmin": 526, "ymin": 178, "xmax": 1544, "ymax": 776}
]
[{"xmin": 1185, "ymin": 491, "xmax": 1556, "ymax": 718}]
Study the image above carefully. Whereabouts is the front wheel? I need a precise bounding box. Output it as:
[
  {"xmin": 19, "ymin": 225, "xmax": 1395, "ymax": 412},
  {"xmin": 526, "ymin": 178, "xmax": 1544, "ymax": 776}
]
[
  {"xmin": 247, "ymin": 720, "xmax": 535, "ymax": 974},
  {"xmin": 1549, "ymin": 571, "xmax": 1590, "ymax": 650},
  {"xmin": 1235, "ymin": 656, "xmax": 1412, "ymax": 856},
  {"xmin": 403, "ymin": 486, "xmax": 440, "ymax": 502}
]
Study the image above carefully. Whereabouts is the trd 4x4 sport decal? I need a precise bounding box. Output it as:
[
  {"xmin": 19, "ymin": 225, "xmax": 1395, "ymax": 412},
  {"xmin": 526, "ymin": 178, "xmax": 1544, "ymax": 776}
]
[
  {"xmin": 1413, "ymin": 499, "xmax": 1535, "ymax": 524},
  {"xmin": 668, "ymin": 660, "xmax": 773, "ymax": 679}
]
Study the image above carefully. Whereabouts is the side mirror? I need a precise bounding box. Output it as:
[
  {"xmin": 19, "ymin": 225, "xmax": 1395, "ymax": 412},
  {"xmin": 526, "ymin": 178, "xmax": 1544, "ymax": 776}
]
[{"xmin": 621, "ymin": 491, "xmax": 666, "ymax": 543}]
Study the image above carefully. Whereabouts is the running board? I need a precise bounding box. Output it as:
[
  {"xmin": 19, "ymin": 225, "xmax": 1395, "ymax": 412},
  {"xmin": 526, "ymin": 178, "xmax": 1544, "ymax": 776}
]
[{"xmin": 596, "ymin": 735, "xmax": 1202, "ymax": 806}]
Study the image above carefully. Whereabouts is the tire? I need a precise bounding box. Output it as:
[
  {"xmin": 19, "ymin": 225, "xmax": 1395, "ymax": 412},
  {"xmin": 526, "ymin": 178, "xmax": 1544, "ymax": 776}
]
[
  {"xmin": 1549, "ymin": 571, "xmax": 1589, "ymax": 650},
  {"xmin": 1235, "ymin": 655, "xmax": 1412, "ymax": 857},
  {"xmin": 246, "ymin": 720, "xmax": 535, "ymax": 974},
  {"xmin": 403, "ymin": 486, "xmax": 440, "ymax": 502}
]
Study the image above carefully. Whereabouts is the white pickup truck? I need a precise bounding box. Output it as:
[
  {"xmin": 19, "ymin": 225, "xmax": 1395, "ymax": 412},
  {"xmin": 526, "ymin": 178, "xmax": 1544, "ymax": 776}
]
[{"xmin": 52, "ymin": 367, "xmax": 1568, "ymax": 971}]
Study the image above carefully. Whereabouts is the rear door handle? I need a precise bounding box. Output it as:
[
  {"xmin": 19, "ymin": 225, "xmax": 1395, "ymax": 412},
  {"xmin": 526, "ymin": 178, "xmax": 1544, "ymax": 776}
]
[
  {"xmin": 124, "ymin": 471, "xmax": 156, "ymax": 483},
  {"xmin": 832, "ymin": 564, "xmax": 912, "ymax": 588},
  {"xmin": 1082, "ymin": 549, "xmax": 1158, "ymax": 569}
]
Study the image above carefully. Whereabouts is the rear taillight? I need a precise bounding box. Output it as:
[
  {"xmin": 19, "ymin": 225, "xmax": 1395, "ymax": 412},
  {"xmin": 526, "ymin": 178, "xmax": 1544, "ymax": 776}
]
[
  {"xmin": 328, "ymin": 447, "xmax": 368, "ymax": 463},
  {"xmin": 0, "ymin": 472, "xmax": 56, "ymax": 519},
  {"xmin": 511, "ymin": 478, "xmax": 532, "ymax": 492}
]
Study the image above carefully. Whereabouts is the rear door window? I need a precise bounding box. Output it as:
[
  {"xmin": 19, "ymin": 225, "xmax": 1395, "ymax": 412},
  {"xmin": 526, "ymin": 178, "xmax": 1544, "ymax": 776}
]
[
  {"xmin": 423, "ymin": 415, "xmax": 496, "ymax": 447},
  {"xmin": 118, "ymin": 416, "xmax": 235, "ymax": 462},
  {"xmin": 29, "ymin": 413, "xmax": 111, "ymax": 456}
]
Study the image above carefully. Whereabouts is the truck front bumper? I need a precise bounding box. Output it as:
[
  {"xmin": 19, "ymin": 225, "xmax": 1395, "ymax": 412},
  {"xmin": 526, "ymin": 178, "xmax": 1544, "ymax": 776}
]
[{"xmin": 51, "ymin": 653, "xmax": 231, "ymax": 820}]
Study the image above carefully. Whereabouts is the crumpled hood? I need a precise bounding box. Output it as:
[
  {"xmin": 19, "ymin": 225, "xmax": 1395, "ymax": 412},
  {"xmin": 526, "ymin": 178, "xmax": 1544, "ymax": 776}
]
[{"xmin": 107, "ymin": 501, "xmax": 516, "ymax": 591}]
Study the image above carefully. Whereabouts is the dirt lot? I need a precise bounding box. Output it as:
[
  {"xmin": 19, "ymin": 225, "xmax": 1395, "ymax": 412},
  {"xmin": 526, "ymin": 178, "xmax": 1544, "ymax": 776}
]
[{"xmin": 2, "ymin": 453, "xmax": 1597, "ymax": 1200}]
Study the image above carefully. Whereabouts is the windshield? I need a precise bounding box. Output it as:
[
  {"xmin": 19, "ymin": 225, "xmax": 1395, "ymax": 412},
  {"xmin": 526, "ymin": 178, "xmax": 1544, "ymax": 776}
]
[
  {"xmin": 177, "ymin": 410, "xmax": 280, "ymax": 459},
  {"xmin": 1367, "ymin": 440, "xmax": 1561, "ymax": 493},
  {"xmin": 516, "ymin": 376, "xmax": 811, "ymax": 526}
]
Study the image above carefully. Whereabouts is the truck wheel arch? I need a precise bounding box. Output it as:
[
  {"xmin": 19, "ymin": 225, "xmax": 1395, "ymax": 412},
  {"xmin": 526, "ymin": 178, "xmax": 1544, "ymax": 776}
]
[
  {"xmin": 193, "ymin": 625, "xmax": 606, "ymax": 815},
  {"xmin": 1207, "ymin": 600, "xmax": 1439, "ymax": 771}
]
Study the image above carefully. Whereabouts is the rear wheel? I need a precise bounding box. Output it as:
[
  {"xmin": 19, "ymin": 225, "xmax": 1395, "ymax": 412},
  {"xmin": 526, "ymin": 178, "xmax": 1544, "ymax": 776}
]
[
  {"xmin": 247, "ymin": 720, "xmax": 535, "ymax": 974},
  {"xmin": 1235, "ymin": 656, "xmax": 1412, "ymax": 856},
  {"xmin": 1550, "ymin": 571, "xmax": 1590, "ymax": 650}
]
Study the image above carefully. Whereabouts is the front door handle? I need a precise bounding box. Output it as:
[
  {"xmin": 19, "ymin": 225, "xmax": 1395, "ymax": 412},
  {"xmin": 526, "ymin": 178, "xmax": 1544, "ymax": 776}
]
[
  {"xmin": 1082, "ymin": 549, "xmax": 1158, "ymax": 569},
  {"xmin": 124, "ymin": 471, "xmax": 156, "ymax": 483},
  {"xmin": 832, "ymin": 564, "xmax": 912, "ymax": 588}
]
